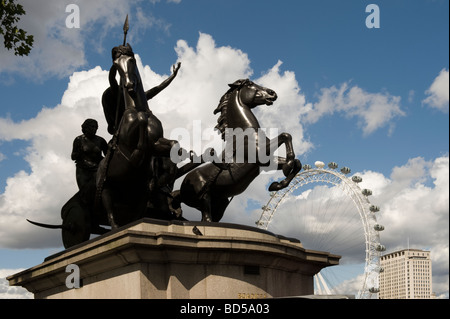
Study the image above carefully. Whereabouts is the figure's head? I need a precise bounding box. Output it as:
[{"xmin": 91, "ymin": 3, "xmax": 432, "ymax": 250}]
[
  {"xmin": 229, "ymin": 79, "xmax": 277, "ymax": 108},
  {"xmin": 111, "ymin": 44, "xmax": 134, "ymax": 61},
  {"xmin": 81, "ymin": 119, "xmax": 98, "ymax": 136}
]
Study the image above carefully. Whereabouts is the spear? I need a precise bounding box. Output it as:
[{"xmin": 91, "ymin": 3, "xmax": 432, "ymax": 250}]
[{"xmin": 123, "ymin": 14, "xmax": 129, "ymax": 46}]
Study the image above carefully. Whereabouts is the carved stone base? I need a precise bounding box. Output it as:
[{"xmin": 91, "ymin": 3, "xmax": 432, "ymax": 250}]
[{"xmin": 8, "ymin": 219, "xmax": 340, "ymax": 299}]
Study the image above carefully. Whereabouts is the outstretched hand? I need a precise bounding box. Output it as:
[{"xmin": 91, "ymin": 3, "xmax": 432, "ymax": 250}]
[{"xmin": 173, "ymin": 62, "xmax": 181, "ymax": 75}]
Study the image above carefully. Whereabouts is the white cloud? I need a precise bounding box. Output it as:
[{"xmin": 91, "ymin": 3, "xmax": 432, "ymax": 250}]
[
  {"xmin": 359, "ymin": 156, "xmax": 449, "ymax": 248},
  {"xmin": 254, "ymin": 60, "xmax": 313, "ymax": 155},
  {"xmin": 0, "ymin": 0, "xmax": 173, "ymax": 80},
  {"xmin": 358, "ymin": 156, "xmax": 449, "ymax": 296},
  {"xmin": 0, "ymin": 66, "xmax": 109, "ymax": 248},
  {"xmin": 423, "ymin": 68, "xmax": 449, "ymax": 113},
  {"xmin": 332, "ymin": 273, "xmax": 366, "ymax": 297},
  {"xmin": 0, "ymin": 269, "xmax": 32, "ymax": 299},
  {"xmin": 304, "ymin": 82, "xmax": 405, "ymax": 136}
]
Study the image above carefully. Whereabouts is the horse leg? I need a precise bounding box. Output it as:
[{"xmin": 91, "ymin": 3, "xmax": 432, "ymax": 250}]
[
  {"xmin": 262, "ymin": 133, "xmax": 297, "ymax": 175},
  {"xmin": 268, "ymin": 157, "xmax": 302, "ymax": 192},
  {"xmin": 101, "ymin": 186, "xmax": 119, "ymax": 229},
  {"xmin": 129, "ymin": 111, "xmax": 148, "ymax": 167},
  {"xmin": 199, "ymin": 192, "xmax": 213, "ymax": 222},
  {"xmin": 211, "ymin": 196, "xmax": 231, "ymax": 222},
  {"xmin": 168, "ymin": 190, "xmax": 183, "ymax": 219},
  {"xmin": 277, "ymin": 133, "xmax": 297, "ymax": 176}
]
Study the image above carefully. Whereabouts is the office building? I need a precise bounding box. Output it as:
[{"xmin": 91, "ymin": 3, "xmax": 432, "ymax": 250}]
[{"xmin": 379, "ymin": 249, "xmax": 432, "ymax": 299}]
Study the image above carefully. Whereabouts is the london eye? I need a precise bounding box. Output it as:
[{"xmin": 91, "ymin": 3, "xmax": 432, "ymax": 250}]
[{"xmin": 256, "ymin": 161, "xmax": 385, "ymax": 299}]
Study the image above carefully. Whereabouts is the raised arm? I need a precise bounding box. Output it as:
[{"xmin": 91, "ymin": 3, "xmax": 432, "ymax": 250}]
[{"xmin": 145, "ymin": 62, "xmax": 181, "ymax": 101}]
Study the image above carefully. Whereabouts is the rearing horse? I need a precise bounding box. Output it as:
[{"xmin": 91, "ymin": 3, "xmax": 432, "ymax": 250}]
[
  {"xmin": 171, "ymin": 79, "xmax": 302, "ymax": 222},
  {"xmin": 97, "ymin": 44, "xmax": 179, "ymax": 228}
]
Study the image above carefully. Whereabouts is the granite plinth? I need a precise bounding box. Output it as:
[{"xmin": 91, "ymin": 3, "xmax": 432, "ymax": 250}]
[{"xmin": 7, "ymin": 218, "xmax": 340, "ymax": 299}]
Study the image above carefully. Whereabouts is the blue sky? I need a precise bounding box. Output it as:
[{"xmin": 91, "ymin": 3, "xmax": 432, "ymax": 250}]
[{"xmin": 0, "ymin": 0, "xmax": 448, "ymax": 298}]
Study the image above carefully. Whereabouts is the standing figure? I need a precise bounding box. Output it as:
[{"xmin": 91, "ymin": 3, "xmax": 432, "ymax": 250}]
[{"xmin": 71, "ymin": 119, "xmax": 108, "ymax": 190}]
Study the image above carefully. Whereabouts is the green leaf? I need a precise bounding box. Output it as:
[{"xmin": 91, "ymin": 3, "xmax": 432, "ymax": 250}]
[{"xmin": 1, "ymin": 0, "xmax": 34, "ymax": 56}]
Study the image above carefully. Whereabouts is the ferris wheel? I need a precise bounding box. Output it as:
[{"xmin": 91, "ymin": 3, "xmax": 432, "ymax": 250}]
[{"xmin": 256, "ymin": 161, "xmax": 386, "ymax": 299}]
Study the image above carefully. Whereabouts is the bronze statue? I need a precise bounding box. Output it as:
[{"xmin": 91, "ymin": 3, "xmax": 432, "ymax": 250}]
[
  {"xmin": 170, "ymin": 79, "xmax": 302, "ymax": 222},
  {"xmin": 27, "ymin": 18, "xmax": 184, "ymax": 247},
  {"xmin": 71, "ymin": 119, "xmax": 108, "ymax": 190},
  {"xmin": 97, "ymin": 40, "xmax": 183, "ymax": 228},
  {"xmin": 27, "ymin": 17, "xmax": 302, "ymax": 249},
  {"xmin": 102, "ymin": 55, "xmax": 180, "ymax": 136}
]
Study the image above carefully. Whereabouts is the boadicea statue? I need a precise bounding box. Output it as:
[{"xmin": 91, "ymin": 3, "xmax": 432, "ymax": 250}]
[{"xmin": 28, "ymin": 16, "xmax": 302, "ymax": 249}]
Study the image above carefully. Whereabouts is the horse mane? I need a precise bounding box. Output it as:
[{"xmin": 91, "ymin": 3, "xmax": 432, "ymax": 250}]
[
  {"xmin": 213, "ymin": 79, "xmax": 251, "ymax": 139},
  {"xmin": 213, "ymin": 87, "xmax": 235, "ymax": 139}
]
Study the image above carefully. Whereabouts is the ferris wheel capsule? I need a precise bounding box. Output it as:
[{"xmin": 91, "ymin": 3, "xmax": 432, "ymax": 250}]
[
  {"xmin": 369, "ymin": 287, "xmax": 380, "ymax": 293},
  {"xmin": 303, "ymin": 164, "xmax": 312, "ymax": 170},
  {"xmin": 370, "ymin": 205, "xmax": 380, "ymax": 212},
  {"xmin": 328, "ymin": 162, "xmax": 338, "ymax": 169},
  {"xmin": 376, "ymin": 244, "xmax": 386, "ymax": 252},
  {"xmin": 341, "ymin": 167, "xmax": 351, "ymax": 175},
  {"xmin": 374, "ymin": 224, "xmax": 385, "ymax": 231},
  {"xmin": 352, "ymin": 176, "xmax": 363, "ymax": 183},
  {"xmin": 315, "ymin": 161, "xmax": 325, "ymax": 168},
  {"xmin": 362, "ymin": 189, "xmax": 372, "ymax": 196}
]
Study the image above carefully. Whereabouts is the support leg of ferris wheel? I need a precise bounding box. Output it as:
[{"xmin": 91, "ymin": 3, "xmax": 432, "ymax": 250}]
[{"xmin": 314, "ymin": 272, "xmax": 332, "ymax": 295}]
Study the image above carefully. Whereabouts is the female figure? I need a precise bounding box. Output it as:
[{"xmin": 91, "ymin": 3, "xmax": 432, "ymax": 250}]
[{"xmin": 71, "ymin": 119, "xmax": 108, "ymax": 190}]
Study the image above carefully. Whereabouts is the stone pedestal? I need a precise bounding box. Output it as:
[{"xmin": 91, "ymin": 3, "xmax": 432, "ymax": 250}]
[{"xmin": 8, "ymin": 219, "xmax": 340, "ymax": 299}]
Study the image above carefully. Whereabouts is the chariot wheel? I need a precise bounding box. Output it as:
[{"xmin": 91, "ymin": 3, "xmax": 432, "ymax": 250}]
[
  {"xmin": 61, "ymin": 194, "xmax": 91, "ymax": 249},
  {"xmin": 256, "ymin": 161, "xmax": 385, "ymax": 299}
]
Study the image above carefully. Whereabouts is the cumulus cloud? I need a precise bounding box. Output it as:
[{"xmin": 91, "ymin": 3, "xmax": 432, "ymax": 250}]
[
  {"xmin": 423, "ymin": 68, "xmax": 449, "ymax": 113},
  {"xmin": 304, "ymin": 82, "xmax": 405, "ymax": 136},
  {"xmin": 0, "ymin": 66, "xmax": 110, "ymax": 248},
  {"xmin": 0, "ymin": 0, "xmax": 175, "ymax": 80},
  {"xmin": 359, "ymin": 156, "xmax": 449, "ymax": 247},
  {"xmin": 254, "ymin": 60, "xmax": 313, "ymax": 155},
  {"xmin": 0, "ymin": 269, "xmax": 32, "ymax": 299},
  {"xmin": 358, "ymin": 156, "xmax": 449, "ymax": 297}
]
